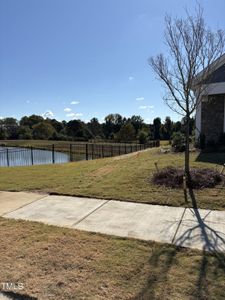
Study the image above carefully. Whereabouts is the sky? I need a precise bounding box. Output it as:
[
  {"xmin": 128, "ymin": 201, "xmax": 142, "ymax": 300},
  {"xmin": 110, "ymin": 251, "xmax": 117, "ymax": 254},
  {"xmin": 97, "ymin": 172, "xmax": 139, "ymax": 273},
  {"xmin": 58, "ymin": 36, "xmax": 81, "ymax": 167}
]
[{"xmin": 0, "ymin": 0, "xmax": 225, "ymax": 124}]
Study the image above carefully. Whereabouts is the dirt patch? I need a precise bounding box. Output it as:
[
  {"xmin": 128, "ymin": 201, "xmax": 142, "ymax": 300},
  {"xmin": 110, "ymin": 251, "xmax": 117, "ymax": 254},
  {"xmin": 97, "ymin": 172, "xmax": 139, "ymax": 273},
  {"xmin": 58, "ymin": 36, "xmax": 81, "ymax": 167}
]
[
  {"xmin": 91, "ymin": 165, "xmax": 115, "ymax": 177},
  {"xmin": 113, "ymin": 151, "xmax": 141, "ymax": 161}
]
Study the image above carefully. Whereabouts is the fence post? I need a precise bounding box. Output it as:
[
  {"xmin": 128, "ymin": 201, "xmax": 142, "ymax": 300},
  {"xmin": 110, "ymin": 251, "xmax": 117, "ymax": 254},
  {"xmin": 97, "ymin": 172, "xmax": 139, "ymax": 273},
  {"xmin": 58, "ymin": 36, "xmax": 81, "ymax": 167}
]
[
  {"xmin": 102, "ymin": 145, "xmax": 104, "ymax": 158},
  {"xmin": 52, "ymin": 144, "xmax": 55, "ymax": 164},
  {"xmin": 119, "ymin": 145, "xmax": 121, "ymax": 156},
  {"xmin": 31, "ymin": 147, "xmax": 34, "ymax": 165},
  {"xmin": 125, "ymin": 144, "xmax": 127, "ymax": 154},
  {"xmin": 86, "ymin": 144, "xmax": 89, "ymax": 160},
  {"xmin": 70, "ymin": 144, "xmax": 73, "ymax": 161},
  {"xmin": 111, "ymin": 145, "xmax": 113, "ymax": 157},
  {"xmin": 92, "ymin": 143, "xmax": 94, "ymax": 160},
  {"xmin": 6, "ymin": 148, "xmax": 9, "ymax": 167}
]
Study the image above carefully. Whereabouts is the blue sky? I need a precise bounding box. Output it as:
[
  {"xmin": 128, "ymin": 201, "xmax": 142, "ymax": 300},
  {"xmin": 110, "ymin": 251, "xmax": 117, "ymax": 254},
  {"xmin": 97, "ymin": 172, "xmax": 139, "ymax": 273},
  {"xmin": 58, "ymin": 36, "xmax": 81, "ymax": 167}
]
[{"xmin": 0, "ymin": 0, "xmax": 224, "ymax": 123}]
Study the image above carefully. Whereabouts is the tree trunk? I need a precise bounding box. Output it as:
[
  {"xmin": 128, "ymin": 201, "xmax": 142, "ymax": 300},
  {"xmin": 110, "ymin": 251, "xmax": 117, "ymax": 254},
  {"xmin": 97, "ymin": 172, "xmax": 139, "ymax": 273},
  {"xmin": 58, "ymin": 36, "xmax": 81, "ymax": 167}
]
[{"xmin": 185, "ymin": 113, "xmax": 190, "ymax": 185}]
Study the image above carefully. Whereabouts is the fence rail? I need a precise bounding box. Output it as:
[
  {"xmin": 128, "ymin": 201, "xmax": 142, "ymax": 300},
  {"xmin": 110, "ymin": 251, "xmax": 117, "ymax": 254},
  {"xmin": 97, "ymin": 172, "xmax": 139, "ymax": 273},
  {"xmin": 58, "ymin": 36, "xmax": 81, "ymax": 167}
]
[{"xmin": 0, "ymin": 141, "xmax": 160, "ymax": 167}]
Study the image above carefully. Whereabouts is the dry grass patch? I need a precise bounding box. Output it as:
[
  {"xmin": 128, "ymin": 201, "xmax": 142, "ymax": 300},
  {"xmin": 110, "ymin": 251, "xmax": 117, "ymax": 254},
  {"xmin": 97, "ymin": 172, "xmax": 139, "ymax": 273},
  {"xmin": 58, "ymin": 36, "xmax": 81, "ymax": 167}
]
[
  {"xmin": 91, "ymin": 165, "xmax": 116, "ymax": 177},
  {"xmin": 0, "ymin": 217, "xmax": 225, "ymax": 300}
]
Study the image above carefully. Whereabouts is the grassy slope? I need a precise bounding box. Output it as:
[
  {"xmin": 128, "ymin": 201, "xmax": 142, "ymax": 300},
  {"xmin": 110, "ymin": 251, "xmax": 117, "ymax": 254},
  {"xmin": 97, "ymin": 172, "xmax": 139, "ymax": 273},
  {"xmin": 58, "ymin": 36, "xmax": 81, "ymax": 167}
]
[
  {"xmin": 0, "ymin": 148, "xmax": 224, "ymax": 210},
  {"xmin": 0, "ymin": 217, "xmax": 225, "ymax": 300}
]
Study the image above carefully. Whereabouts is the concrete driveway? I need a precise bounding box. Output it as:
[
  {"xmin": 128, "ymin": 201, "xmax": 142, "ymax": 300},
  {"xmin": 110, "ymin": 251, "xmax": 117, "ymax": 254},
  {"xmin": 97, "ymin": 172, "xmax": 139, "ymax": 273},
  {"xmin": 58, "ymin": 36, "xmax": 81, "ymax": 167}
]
[{"xmin": 1, "ymin": 191, "xmax": 225, "ymax": 252}]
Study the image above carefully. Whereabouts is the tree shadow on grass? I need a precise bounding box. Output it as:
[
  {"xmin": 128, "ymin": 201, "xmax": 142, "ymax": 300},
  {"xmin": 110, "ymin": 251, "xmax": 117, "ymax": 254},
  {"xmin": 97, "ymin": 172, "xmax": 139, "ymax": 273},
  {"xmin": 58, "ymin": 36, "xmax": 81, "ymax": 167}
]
[
  {"xmin": 133, "ymin": 188, "xmax": 225, "ymax": 300},
  {"xmin": 173, "ymin": 188, "xmax": 225, "ymax": 299},
  {"xmin": 133, "ymin": 244, "xmax": 178, "ymax": 300}
]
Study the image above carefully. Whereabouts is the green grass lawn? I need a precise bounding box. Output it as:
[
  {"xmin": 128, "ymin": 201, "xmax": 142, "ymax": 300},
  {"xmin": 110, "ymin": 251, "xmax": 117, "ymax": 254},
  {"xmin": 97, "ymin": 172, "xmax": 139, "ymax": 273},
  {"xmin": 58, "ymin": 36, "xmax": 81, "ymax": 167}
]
[
  {"xmin": 0, "ymin": 217, "xmax": 225, "ymax": 300},
  {"xmin": 0, "ymin": 148, "xmax": 224, "ymax": 210}
]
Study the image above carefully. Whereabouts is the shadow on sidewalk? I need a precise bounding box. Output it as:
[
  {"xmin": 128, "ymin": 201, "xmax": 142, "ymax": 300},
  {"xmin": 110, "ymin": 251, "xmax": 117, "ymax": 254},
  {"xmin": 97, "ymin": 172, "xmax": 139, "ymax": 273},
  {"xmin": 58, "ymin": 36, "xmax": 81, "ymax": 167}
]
[
  {"xmin": 133, "ymin": 188, "xmax": 225, "ymax": 300},
  {"xmin": 174, "ymin": 188, "xmax": 225, "ymax": 253}
]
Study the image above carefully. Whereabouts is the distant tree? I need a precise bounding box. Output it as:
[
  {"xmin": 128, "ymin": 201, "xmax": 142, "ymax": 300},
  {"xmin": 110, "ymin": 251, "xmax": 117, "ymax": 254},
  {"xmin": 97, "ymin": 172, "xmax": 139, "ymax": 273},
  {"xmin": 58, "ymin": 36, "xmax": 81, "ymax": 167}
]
[
  {"xmin": 2, "ymin": 118, "xmax": 19, "ymax": 139},
  {"xmin": 163, "ymin": 117, "xmax": 173, "ymax": 140},
  {"xmin": 20, "ymin": 115, "xmax": 44, "ymax": 128},
  {"xmin": 0, "ymin": 121, "xmax": 7, "ymax": 139},
  {"xmin": 87, "ymin": 118, "xmax": 104, "ymax": 138},
  {"xmin": 130, "ymin": 115, "xmax": 144, "ymax": 134},
  {"xmin": 0, "ymin": 130, "xmax": 6, "ymax": 140},
  {"xmin": 137, "ymin": 130, "xmax": 148, "ymax": 144},
  {"xmin": 66, "ymin": 119, "xmax": 93, "ymax": 140},
  {"xmin": 0, "ymin": 119, "xmax": 6, "ymax": 140},
  {"xmin": 50, "ymin": 131, "xmax": 68, "ymax": 141},
  {"xmin": 116, "ymin": 123, "xmax": 136, "ymax": 142},
  {"xmin": 33, "ymin": 122, "xmax": 56, "ymax": 139},
  {"xmin": 18, "ymin": 126, "xmax": 32, "ymax": 140},
  {"xmin": 47, "ymin": 118, "xmax": 64, "ymax": 133},
  {"xmin": 0, "ymin": 112, "xmax": 195, "ymax": 143},
  {"xmin": 173, "ymin": 121, "xmax": 182, "ymax": 133},
  {"xmin": 153, "ymin": 117, "xmax": 161, "ymax": 140},
  {"xmin": 103, "ymin": 114, "xmax": 124, "ymax": 138}
]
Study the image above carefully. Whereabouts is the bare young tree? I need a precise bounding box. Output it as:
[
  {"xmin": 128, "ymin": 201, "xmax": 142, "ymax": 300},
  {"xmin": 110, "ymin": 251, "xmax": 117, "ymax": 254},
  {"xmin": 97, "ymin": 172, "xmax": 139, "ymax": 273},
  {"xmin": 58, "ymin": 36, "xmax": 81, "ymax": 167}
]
[{"xmin": 149, "ymin": 5, "xmax": 225, "ymax": 182}]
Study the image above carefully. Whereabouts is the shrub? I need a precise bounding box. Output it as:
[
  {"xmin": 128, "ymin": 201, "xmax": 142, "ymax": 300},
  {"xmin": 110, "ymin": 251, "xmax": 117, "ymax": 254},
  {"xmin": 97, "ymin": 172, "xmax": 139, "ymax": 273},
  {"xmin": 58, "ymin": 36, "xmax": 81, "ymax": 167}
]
[
  {"xmin": 171, "ymin": 132, "xmax": 186, "ymax": 152},
  {"xmin": 138, "ymin": 130, "xmax": 148, "ymax": 144},
  {"xmin": 152, "ymin": 166, "xmax": 223, "ymax": 189}
]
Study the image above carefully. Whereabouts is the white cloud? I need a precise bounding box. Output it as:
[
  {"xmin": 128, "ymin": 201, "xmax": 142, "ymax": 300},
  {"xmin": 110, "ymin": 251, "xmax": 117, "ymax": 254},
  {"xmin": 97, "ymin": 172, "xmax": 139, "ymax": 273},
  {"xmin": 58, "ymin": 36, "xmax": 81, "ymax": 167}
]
[
  {"xmin": 136, "ymin": 97, "xmax": 144, "ymax": 101},
  {"xmin": 139, "ymin": 105, "xmax": 154, "ymax": 110},
  {"xmin": 66, "ymin": 113, "xmax": 76, "ymax": 117},
  {"xmin": 129, "ymin": 76, "xmax": 134, "ymax": 81},
  {"xmin": 66, "ymin": 112, "xmax": 83, "ymax": 118},
  {"xmin": 139, "ymin": 105, "xmax": 154, "ymax": 113},
  {"xmin": 26, "ymin": 100, "xmax": 30, "ymax": 104},
  {"xmin": 64, "ymin": 107, "xmax": 72, "ymax": 112},
  {"xmin": 0, "ymin": 116, "xmax": 3, "ymax": 120},
  {"xmin": 42, "ymin": 110, "xmax": 54, "ymax": 119},
  {"xmin": 71, "ymin": 101, "xmax": 80, "ymax": 105}
]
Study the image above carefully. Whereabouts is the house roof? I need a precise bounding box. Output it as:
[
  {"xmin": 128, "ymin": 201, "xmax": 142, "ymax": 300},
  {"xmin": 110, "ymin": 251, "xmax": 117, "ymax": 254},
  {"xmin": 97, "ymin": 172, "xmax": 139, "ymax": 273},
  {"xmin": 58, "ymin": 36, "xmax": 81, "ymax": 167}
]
[{"xmin": 194, "ymin": 53, "xmax": 225, "ymax": 85}]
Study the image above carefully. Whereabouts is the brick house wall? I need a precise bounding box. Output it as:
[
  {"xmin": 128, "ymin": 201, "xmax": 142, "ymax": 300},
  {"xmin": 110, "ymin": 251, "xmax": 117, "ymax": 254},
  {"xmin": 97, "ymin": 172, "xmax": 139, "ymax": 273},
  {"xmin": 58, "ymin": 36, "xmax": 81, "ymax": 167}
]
[
  {"xmin": 195, "ymin": 55, "xmax": 225, "ymax": 143},
  {"xmin": 201, "ymin": 94, "xmax": 225, "ymax": 142}
]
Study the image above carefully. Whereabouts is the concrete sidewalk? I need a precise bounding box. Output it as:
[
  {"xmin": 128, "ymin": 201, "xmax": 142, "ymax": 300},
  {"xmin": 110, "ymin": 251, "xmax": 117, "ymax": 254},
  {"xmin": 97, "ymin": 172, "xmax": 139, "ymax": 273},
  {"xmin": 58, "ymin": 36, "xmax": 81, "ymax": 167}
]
[{"xmin": 1, "ymin": 191, "xmax": 225, "ymax": 252}]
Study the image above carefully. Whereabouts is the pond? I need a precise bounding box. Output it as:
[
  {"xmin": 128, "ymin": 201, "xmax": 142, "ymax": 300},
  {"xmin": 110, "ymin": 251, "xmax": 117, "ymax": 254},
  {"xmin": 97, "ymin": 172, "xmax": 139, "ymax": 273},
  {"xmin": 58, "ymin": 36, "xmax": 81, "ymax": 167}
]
[{"xmin": 0, "ymin": 147, "xmax": 70, "ymax": 167}]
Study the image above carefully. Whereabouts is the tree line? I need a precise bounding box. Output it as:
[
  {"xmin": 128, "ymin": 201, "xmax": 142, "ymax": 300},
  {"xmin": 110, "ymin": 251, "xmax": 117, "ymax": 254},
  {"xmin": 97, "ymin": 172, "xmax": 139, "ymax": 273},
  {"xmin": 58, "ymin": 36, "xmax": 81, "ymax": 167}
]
[{"xmin": 0, "ymin": 114, "xmax": 195, "ymax": 144}]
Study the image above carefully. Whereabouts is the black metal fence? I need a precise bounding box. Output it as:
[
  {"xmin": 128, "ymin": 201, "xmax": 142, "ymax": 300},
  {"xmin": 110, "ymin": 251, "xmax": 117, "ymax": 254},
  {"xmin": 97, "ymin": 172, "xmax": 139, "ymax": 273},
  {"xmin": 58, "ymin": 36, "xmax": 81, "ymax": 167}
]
[
  {"xmin": 0, "ymin": 146, "xmax": 69, "ymax": 167},
  {"xmin": 0, "ymin": 140, "xmax": 160, "ymax": 167}
]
